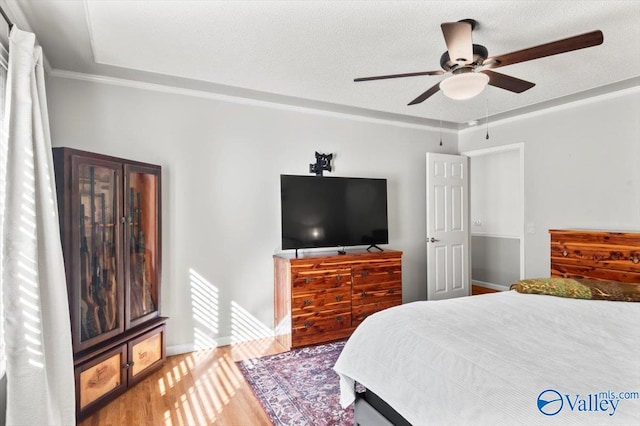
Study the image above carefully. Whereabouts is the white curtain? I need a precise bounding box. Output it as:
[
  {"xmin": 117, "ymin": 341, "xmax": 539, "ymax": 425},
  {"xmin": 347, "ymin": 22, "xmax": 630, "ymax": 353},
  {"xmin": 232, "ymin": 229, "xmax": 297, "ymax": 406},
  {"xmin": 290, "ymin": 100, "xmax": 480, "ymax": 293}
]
[
  {"xmin": 0, "ymin": 27, "xmax": 75, "ymax": 425},
  {"xmin": 0, "ymin": 22, "xmax": 8, "ymax": 386}
]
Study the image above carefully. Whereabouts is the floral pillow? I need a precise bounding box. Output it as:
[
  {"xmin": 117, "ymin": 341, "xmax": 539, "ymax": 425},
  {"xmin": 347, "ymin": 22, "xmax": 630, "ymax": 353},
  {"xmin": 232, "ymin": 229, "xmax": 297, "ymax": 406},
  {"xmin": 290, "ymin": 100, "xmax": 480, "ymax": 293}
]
[{"xmin": 510, "ymin": 277, "xmax": 640, "ymax": 302}]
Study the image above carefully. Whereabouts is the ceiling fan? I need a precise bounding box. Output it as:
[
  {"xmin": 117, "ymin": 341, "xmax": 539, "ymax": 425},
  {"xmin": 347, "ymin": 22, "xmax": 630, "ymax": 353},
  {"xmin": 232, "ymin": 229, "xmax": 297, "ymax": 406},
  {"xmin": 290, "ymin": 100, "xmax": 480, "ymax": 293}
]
[{"xmin": 354, "ymin": 20, "xmax": 603, "ymax": 104}]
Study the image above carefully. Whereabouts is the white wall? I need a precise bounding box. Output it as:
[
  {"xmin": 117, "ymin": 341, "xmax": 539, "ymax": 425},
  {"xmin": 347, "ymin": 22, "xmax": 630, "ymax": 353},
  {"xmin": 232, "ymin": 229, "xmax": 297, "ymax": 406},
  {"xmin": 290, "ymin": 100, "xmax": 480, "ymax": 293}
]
[
  {"xmin": 459, "ymin": 88, "xmax": 640, "ymax": 278},
  {"xmin": 469, "ymin": 149, "xmax": 521, "ymax": 237},
  {"xmin": 467, "ymin": 147, "xmax": 523, "ymax": 287},
  {"xmin": 45, "ymin": 75, "xmax": 456, "ymax": 353}
]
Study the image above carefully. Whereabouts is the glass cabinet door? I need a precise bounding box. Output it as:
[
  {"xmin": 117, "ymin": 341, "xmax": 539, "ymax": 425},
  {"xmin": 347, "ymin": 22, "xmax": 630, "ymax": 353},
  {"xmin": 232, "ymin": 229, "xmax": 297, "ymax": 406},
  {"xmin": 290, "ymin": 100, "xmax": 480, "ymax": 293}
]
[
  {"xmin": 125, "ymin": 164, "xmax": 161, "ymax": 327},
  {"xmin": 74, "ymin": 159, "xmax": 123, "ymax": 350}
]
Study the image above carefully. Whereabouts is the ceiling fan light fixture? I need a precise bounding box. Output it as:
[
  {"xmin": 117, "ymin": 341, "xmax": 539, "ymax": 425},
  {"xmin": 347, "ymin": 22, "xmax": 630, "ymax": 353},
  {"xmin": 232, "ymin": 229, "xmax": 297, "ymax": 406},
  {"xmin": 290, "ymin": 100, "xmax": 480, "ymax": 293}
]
[{"xmin": 440, "ymin": 72, "xmax": 489, "ymax": 100}]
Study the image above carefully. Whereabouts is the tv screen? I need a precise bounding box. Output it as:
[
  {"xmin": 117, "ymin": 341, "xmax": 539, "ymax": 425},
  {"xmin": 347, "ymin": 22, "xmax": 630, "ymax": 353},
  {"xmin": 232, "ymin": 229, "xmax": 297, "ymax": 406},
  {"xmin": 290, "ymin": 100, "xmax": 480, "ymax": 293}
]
[{"xmin": 280, "ymin": 175, "xmax": 389, "ymax": 250}]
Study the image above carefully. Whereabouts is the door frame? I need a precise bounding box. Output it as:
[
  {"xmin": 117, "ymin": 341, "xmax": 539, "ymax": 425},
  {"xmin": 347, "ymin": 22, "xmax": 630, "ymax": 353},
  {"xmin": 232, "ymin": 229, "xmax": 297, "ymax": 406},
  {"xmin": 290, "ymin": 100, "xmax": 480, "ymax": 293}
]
[{"xmin": 460, "ymin": 143, "xmax": 525, "ymax": 280}]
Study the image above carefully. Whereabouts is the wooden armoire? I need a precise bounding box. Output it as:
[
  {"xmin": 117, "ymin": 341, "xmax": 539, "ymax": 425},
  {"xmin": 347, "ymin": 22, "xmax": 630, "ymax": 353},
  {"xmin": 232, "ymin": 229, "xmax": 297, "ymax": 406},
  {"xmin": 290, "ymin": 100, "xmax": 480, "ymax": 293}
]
[{"xmin": 53, "ymin": 147, "xmax": 168, "ymax": 419}]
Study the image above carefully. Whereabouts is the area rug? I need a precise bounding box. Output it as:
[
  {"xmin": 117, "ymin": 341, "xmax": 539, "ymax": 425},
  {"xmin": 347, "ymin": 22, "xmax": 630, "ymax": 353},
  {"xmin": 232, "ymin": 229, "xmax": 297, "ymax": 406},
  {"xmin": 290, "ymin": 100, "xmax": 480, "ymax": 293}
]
[{"xmin": 237, "ymin": 341, "xmax": 353, "ymax": 426}]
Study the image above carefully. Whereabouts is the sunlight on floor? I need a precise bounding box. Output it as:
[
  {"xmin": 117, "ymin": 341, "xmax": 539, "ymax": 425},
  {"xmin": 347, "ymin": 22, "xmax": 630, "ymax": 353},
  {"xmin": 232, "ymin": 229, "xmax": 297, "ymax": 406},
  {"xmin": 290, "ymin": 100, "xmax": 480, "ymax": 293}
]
[
  {"xmin": 230, "ymin": 337, "xmax": 285, "ymax": 363},
  {"xmin": 156, "ymin": 338, "xmax": 285, "ymax": 426},
  {"xmin": 146, "ymin": 268, "xmax": 286, "ymax": 424},
  {"xmin": 158, "ymin": 350, "xmax": 240, "ymax": 425}
]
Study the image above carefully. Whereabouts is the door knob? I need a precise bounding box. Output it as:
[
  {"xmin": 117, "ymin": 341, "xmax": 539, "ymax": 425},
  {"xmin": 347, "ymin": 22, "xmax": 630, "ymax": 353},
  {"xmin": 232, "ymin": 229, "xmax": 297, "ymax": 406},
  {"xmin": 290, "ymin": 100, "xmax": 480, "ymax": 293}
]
[{"xmin": 429, "ymin": 237, "xmax": 439, "ymax": 243}]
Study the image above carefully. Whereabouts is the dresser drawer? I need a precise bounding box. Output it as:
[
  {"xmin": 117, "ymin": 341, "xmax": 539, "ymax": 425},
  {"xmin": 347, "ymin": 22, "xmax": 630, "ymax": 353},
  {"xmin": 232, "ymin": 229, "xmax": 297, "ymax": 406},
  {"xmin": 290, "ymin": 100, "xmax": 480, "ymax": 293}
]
[
  {"xmin": 292, "ymin": 288, "xmax": 350, "ymax": 313},
  {"xmin": 353, "ymin": 278, "xmax": 401, "ymax": 293},
  {"xmin": 352, "ymin": 296, "xmax": 402, "ymax": 325},
  {"xmin": 352, "ymin": 285, "xmax": 401, "ymax": 306},
  {"xmin": 352, "ymin": 264, "xmax": 401, "ymax": 286},
  {"xmin": 292, "ymin": 312, "xmax": 352, "ymax": 336},
  {"xmin": 292, "ymin": 304, "xmax": 351, "ymax": 327},
  {"xmin": 292, "ymin": 268, "xmax": 351, "ymax": 292},
  {"xmin": 292, "ymin": 323, "xmax": 354, "ymax": 348}
]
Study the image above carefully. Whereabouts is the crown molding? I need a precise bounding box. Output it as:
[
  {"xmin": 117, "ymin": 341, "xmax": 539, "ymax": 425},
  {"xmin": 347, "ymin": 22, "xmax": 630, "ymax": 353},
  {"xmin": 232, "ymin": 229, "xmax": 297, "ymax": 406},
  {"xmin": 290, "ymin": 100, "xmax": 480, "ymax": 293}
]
[
  {"xmin": 459, "ymin": 77, "xmax": 640, "ymax": 133},
  {"xmin": 48, "ymin": 68, "xmax": 460, "ymax": 134}
]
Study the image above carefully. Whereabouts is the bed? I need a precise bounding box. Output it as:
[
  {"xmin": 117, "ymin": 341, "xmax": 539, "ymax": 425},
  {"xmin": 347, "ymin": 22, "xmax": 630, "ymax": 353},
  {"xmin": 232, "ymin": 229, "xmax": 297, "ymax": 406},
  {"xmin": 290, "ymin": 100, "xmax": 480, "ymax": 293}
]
[{"xmin": 333, "ymin": 229, "xmax": 640, "ymax": 425}]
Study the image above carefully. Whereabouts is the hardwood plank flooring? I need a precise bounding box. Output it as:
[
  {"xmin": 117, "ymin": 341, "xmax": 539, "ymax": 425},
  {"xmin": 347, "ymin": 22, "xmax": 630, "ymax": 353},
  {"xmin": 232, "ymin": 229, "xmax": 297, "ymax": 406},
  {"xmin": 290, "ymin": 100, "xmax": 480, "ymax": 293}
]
[
  {"xmin": 471, "ymin": 284, "xmax": 501, "ymax": 295},
  {"xmin": 78, "ymin": 338, "xmax": 286, "ymax": 426}
]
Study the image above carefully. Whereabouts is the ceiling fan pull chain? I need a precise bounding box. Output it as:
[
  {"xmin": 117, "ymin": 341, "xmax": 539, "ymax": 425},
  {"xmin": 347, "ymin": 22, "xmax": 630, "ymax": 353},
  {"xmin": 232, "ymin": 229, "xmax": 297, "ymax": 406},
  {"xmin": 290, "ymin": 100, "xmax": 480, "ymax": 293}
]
[
  {"xmin": 439, "ymin": 106, "xmax": 443, "ymax": 146},
  {"xmin": 485, "ymin": 93, "xmax": 490, "ymax": 140}
]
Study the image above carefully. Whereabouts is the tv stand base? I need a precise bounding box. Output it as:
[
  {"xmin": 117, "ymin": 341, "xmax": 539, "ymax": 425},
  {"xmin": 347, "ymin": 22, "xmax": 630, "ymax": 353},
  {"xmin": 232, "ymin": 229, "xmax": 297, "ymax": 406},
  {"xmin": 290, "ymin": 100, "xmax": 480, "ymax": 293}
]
[{"xmin": 366, "ymin": 244, "xmax": 384, "ymax": 252}]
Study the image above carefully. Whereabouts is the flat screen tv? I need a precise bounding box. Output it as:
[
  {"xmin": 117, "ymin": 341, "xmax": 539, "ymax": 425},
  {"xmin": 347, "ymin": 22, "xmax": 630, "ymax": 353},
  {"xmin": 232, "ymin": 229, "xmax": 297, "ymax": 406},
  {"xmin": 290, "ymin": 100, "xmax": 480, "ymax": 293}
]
[{"xmin": 280, "ymin": 174, "xmax": 389, "ymax": 251}]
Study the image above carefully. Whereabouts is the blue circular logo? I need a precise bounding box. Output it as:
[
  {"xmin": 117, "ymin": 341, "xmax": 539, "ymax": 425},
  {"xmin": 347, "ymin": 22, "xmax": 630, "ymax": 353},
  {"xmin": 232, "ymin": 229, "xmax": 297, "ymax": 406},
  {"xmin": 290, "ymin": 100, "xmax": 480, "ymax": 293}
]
[{"xmin": 537, "ymin": 389, "xmax": 563, "ymax": 416}]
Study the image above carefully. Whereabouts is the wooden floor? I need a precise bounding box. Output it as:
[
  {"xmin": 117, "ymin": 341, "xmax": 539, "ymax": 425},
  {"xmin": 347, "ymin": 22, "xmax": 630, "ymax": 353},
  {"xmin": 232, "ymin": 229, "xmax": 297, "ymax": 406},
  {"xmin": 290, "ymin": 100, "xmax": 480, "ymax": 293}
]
[
  {"xmin": 78, "ymin": 339, "xmax": 286, "ymax": 426},
  {"xmin": 471, "ymin": 284, "xmax": 501, "ymax": 295},
  {"xmin": 79, "ymin": 288, "xmax": 501, "ymax": 425}
]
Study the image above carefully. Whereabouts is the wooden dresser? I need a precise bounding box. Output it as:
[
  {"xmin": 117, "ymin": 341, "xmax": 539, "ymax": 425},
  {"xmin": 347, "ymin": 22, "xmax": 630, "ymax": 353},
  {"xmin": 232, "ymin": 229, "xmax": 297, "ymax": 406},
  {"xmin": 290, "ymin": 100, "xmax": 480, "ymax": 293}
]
[
  {"xmin": 274, "ymin": 250, "xmax": 402, "ymax": 349},
  {"xmin": 550, "ymin": 229, "xmax": 640, "ymax": 282}
]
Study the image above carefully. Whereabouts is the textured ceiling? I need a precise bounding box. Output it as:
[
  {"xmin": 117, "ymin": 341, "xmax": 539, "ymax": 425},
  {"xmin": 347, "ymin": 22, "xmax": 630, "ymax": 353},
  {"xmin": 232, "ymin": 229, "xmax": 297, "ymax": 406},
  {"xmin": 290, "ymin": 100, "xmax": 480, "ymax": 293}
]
[{"xmin": 9, "ymin": 0, "xmax": 640, "ymax": 127}]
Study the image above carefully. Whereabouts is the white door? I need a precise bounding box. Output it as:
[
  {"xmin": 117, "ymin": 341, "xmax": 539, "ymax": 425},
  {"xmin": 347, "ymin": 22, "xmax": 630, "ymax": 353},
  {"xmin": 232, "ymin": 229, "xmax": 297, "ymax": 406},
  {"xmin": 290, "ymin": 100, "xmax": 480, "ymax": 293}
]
[{"xmin": 426, "ymin": 153, "xmax": 470, "ymax": 300}]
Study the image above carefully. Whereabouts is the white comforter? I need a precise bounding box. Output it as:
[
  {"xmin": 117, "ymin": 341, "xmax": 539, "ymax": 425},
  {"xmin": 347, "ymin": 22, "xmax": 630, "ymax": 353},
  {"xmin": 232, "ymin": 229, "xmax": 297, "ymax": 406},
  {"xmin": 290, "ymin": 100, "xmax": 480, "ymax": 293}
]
[{"xmin": 334, "ymin": 291, "xmax": 640, "ymax": 425}]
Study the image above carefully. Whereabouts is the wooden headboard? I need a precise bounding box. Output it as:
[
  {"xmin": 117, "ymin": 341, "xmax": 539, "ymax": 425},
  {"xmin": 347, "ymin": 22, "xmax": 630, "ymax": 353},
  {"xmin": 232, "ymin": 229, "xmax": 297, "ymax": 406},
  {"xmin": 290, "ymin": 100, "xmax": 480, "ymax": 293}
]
[{"xmin": 550, "ymin": 229, "xmax": 640, "ymax": 283}]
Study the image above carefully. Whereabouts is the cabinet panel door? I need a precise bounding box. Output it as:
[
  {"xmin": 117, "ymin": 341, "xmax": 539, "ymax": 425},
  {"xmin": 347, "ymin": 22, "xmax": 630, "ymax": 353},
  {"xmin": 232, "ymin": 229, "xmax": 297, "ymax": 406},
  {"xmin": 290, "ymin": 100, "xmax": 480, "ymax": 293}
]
[
  {"xmin": 124, "ymin": 164, "xmax": 161, "ymax": 328},
  {"xmin": 72, "ymin": 156, "xmax": 124, "ymax": 352},
  {"xmin": 128, "ymin": 325, "xmax": 166, "ymax": 385},
  {"xmin": 76, "ymin": 345, "xmax": 127, "ymax": 414}
]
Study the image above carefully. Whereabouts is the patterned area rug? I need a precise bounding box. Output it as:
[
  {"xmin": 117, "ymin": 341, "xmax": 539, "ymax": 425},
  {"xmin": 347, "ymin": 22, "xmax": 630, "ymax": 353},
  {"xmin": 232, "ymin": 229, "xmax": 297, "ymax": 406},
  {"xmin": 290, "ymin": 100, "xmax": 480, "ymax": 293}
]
[{"xmin": 237, "ymin": 341, "xmax": 352, "ymax": 426}]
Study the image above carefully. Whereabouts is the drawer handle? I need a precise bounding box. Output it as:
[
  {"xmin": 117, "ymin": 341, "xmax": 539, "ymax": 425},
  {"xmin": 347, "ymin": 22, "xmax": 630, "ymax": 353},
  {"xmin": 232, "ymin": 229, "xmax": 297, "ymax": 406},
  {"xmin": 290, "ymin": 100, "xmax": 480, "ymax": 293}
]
[
  {"xmin": 562, "ymin": 250, "xmax": 568, "ymax": 257},
  {"xmin": 361, "ymin": 291, "xmax": 368, "ymax": 298},
  {"xmin": 121, "ymin": 362, "xmax": 135, "ymax": 369},
  {"xmin": 336, "ymin": 275, "xmax": 342, "ymax": 281},
  {"xmin": 335, "ymin": 295, "xmax": 344, "ymax": 302},
  {"xmin": 304, "ymin": 278, "xmax": 311, "ymax": 284},
  {"xmin": 387, "ymin": 269, "xmax": 394, "ymax": 274},
  {"xmin": 303, "ymin": 321, "xmax": 313, "ymax": 328},
  {"xmin": 631, "ymin": 256, "xmax": 640, "ymax": 264},
  {"xmin": 303, "ymin": 299, "xmax": 312, "ymax": 306},
  {"xmin": 336, "ymin": 316, "xmax": 343, "ymax": 322},
  {"xmin": 388, "ymin": 289, "xmax": 395, "ymax": 294},
  {"xmin": 361, "ymin": 270, "xmax": 369, "ymax": 277}
]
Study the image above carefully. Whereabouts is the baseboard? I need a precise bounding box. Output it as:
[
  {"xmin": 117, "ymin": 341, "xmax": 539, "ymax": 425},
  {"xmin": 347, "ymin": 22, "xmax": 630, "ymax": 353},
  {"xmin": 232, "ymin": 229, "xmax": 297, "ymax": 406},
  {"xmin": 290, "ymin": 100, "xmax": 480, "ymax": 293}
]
[
  {"xmin": 166, "ymin": 335, "xmax": 232, "ymax": 356},
  {"xmin": 472, "ymin": 280, "xmax": 510, "ymax": 292}
]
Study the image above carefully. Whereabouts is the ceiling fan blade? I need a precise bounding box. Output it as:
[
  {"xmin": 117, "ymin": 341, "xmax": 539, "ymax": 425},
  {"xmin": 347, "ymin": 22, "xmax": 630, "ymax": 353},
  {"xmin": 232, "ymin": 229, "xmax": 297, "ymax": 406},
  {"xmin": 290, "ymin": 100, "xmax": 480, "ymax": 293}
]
[
  {"xmin": 408, "ymin": 82, "xmax": 441, "ymax": 105},
  {"xmin": 441, "ymin": 21, "xmax": 474, "ymax": 64},
  {"xmin": 485, "ymin": 30, "xmax": 603, "ymax": 68},
  {"xmin": 354, "ymin": 70, "xmax": 444, "ymax": 82},
  {"xmin": 481, "ymin": 70, "xmax": 535, "ymax": 93}
]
